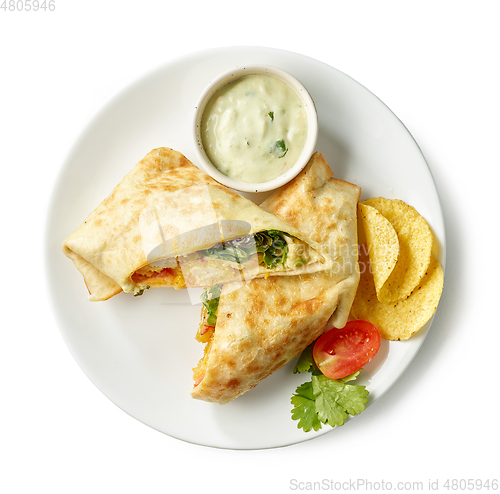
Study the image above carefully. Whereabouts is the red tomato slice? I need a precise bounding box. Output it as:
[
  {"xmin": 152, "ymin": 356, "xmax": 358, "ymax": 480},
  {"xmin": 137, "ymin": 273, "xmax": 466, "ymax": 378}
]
[{"xmin": 313, "ymin": 320, "xmax": 381, "ymax": 379}]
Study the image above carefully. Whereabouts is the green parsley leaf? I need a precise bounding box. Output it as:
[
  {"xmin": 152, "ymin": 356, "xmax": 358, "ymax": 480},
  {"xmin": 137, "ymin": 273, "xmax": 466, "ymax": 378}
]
[
  {"xmin": 293, "ymin": 344, "xmax": 315, "ymax": 374},
  {"xmin": 313, "ymin": 374, "xmax": 368, "ymax": 426},
  {"xmin": 274, "ymin": 139, "xmax": 288, "ymax": 158},
  {"xmin": 290, "ymin": 381, "xmax": 323, "ymax": 432},
  {"xmin": 337, "ymin": 370, "xmax": 361, "ymax": 383},
  {"xmin": 290, "ymin": 370, "xmax": 369, "ymax": 432},
  {"xmin": 268, "ymin": 111, "xmax": 274, "ymax": 121},
  {"xmin": 293, "ymin": 344, "xmax": 322, "ymax": 375}
]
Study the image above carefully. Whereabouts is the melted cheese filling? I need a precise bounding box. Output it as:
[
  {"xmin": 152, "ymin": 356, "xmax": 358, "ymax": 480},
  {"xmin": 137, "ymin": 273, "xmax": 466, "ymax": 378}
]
[{"xmin": 131, "ymin": 265, "xmax": 185, "ymax": 288}]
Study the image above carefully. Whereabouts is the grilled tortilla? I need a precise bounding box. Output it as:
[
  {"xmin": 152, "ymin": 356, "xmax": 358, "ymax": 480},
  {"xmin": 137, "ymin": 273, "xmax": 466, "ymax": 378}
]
[
  {"xmin": 192, "ymin": 153, "xmax": 361, "ymax": 404},
  {"xmin": 62, "ymin": 148, "xmax": 331, "ymax": 301}
]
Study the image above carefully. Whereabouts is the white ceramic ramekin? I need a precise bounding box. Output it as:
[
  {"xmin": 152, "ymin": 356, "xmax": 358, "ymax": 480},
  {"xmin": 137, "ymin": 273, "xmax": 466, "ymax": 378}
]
[{"xmin": 193, "ymin": 65, "xmax": 318, "ymax": 193}]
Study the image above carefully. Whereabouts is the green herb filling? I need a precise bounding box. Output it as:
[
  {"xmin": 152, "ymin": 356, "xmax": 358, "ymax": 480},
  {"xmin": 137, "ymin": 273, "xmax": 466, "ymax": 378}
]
[{"xmin": 200, "ymin": 230, "xmax": 293, "ymax": 269}]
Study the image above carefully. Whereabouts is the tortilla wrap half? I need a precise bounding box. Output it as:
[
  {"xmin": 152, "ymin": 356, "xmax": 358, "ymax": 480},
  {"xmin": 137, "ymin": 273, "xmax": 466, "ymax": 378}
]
[
  {"xmin": 191, "ymin": 152, "xmax": 361, "ymax": 404},
  {"xmin": 62, "ymin": 148, "xmax": 332, "ymax": 301}
]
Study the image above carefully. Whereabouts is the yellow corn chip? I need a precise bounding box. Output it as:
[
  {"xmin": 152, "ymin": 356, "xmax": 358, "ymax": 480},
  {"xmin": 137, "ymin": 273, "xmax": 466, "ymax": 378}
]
[
  {"xmin": 351, "ymin": 245, "xmax": 443, "ymax": 340},
  {"xmin": 359, "ymin": 203, "xmax": 399, "ymax": 300},
  {"xmin": 362, "ymin": 198, "xmax": 433, "ymax": 302}
]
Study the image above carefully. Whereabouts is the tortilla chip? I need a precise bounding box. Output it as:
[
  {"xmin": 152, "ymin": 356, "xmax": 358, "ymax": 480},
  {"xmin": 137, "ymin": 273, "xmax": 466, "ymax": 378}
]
[
  {"xmin": 358, "ymin": 203, "xmax": 399, "ymax": 299},
  {"xmin": 362, "ymin": 198, "xmax": 433, "ymax": 302},
  {"xmin": 351, "ymin": 245, "xmax": 443, "ymax": 340}
]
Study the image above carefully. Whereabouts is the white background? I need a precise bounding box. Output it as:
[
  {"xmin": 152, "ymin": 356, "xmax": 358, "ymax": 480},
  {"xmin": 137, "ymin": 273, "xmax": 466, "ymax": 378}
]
[{"xmin": 1, "ymin": 1, "xmax": 498, "ymax": 493}]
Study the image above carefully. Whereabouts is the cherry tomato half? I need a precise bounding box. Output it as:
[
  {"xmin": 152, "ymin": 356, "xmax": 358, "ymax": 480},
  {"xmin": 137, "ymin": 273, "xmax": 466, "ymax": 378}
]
[{"xmin": 313, "ymin": 320, "xmax": 381, "ymax": 379}]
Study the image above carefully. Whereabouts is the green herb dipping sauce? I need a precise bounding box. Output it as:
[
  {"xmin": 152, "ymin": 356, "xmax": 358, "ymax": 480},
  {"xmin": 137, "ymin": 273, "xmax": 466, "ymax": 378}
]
[{"xmin": 201, "ymin": 74, "xmax": 308, "ymax": 184}]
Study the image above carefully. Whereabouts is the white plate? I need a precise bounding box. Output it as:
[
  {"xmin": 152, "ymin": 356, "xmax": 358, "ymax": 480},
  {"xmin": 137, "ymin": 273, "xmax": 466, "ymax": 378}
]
[{"xmin": 45, "ymin": 47, "xmax": 446, "ymax": 450}]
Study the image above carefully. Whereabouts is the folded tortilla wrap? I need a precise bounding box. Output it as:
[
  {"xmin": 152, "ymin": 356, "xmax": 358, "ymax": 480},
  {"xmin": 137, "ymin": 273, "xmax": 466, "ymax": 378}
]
[
  {"xmin": 192, "ymin": 152, "xmax": 361, "ymax": 404},
  {"xmin": 62, "ymin": 148, "xmax": 331, "ymax": 301}
]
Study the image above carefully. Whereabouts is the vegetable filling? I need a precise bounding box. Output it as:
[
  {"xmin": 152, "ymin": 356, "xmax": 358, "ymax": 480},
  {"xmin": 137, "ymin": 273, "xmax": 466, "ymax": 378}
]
[
  {"xmin": 193, "ymin": 286, "xmax": 221, "ymax": 387},
  {"xmin": 132, "ymin": 230, "xmax": 313, "ymax": 291},
  {"xmin": 200, "ymin": 285, "xmax": 221, "ymax": 326},
  {"xmin": 199, "ymin": 230, "xmax": 293, "ymax": 269}
]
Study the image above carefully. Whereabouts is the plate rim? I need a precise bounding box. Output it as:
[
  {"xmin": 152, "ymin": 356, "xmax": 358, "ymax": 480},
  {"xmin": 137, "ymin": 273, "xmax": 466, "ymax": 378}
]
[{"xmin": 44, "ymin": 45, "xmax": 446, "ymax": 450}]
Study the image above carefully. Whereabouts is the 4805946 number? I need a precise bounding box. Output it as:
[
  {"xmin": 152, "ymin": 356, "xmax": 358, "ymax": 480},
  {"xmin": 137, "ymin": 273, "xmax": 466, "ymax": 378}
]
[
  {"xmin": 1, "ymin": 0, "xmax": 55, "ymax": 11},
  {"xmin": 443, "ymin": 478, "xmax": 498, "ymax": 490}
]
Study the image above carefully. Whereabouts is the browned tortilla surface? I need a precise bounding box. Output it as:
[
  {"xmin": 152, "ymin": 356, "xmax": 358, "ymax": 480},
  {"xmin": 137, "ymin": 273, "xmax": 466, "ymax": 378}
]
[
  {"xmin": 62, "ymin": 148, "xmax": 331, "ymax": 301},
  {"xmin": 191, "ymin": 153, "xmax": 361, "ymax": 404}
]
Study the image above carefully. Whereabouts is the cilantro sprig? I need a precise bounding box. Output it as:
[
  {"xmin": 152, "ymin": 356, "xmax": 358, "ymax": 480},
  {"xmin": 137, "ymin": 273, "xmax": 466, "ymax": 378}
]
[{"xmin": 291, "ymin": 344, "xmax": 369, "ymax": 432}]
